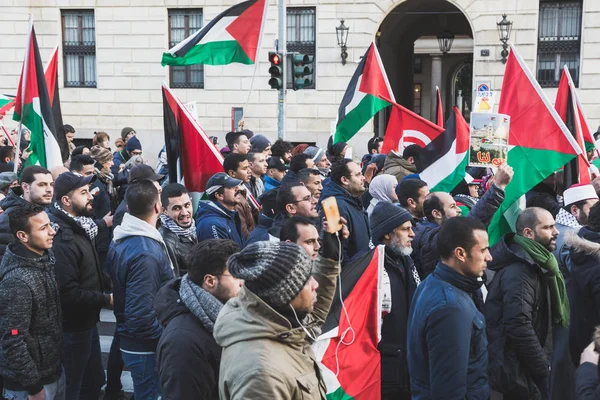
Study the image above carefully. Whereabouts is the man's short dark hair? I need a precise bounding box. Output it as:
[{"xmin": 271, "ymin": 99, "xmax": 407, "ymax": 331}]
[
  {"xmin": 187, "ymin": 239, "xmax": 240, "ymax": 286},
  {"xmin": 403, "ymin": 144, "xmax": 421, "ymax": 162},
  {"xmin": 161, "ymin": 183, "xmax": 188, "ymax": 209},
  {"xmin": 277, "ymin": 183, "xmax": 303, "ymax": 216},
  {"xmin": 271, "ymin": 139, "xmax": 293, "ymax": 158},
  {"xmin": 423, "ymin": 193, "xmax": 443, "ymax": 221},
  {"xmin": 247, "ymin": 152, "xmax": 259, "ymax": 163},
  {"xmin": 289, "ymin": 154, "xmax": 311, "ymax": 174},
  {"xmin": 297, "ymin": 168, "xmax": 320, "ymax": 185},
  {"xmin": 437, "ymin": 217, "xmax": 487, "ymax": 259},
  {"xmin": 516, "ymin": 207, "xmax": 545, "ymax": 235},
  {"xmin": 330, "ymin": 159, "xmax": 353, "ymax": 186},
  {"xmin": 280, "ymin": 216, "xmax": 316, "ymax": 243},
  {"xmin": 61, "ymin": 124, "xmax": 75, "ymax": 134},
  {"xmin": 588, "ymin": 202, "xmax": 600, "ymax": 232},
  {"xmin": 223, "ymin": 153, "xmax": 247, "ymax": 175},
  {"xmin": 225, "ymin": 131, "xmax": 244, "ymax": 148},
  {"xmin": 69, "ymin": 155, "xmax": 95, "ymax": 173},
  {"xmin": 126, "ymin": 179, "xmax": 159, "ymax": 218},
  {"xmin": 20, "ymin": 166, "xmax": 51, "ymax": 185},
  {"xmin": 9, "ymin": 203, "xmax": 45, "ymax": 237},
  {"xmin": 368, "ymin": 137, "xmax": 383, "ymax": 153},
  {"xmin": 0, "ymin": 146, "xmax": 13, "ymax": 162},
  {"xmin": 397, "ymin": 179, "xmax": 428, "ymax": 208}
]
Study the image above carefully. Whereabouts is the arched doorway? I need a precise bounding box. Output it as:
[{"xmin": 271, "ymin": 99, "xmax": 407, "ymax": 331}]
[{"xmin": 375, "ymin": 0, "xmax": 474, "ymax": 134}]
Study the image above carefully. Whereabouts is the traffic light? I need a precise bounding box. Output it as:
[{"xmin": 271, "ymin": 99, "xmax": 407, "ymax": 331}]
[
  {"xmin": 292, "ymin": 53, "xmax": 314, "ymax": 91},
  {"xmin": 268, "ymin": 52, "xmax": 283, "ymax": 89}
]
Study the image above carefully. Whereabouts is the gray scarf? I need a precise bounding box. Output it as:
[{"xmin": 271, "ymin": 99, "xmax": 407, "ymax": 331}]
[
  {"xmin": 179, "ymin": 275, "xmax": 223, "ymax": 332},
  {"xmin": 54, "ymin": 202, "xmax": 98, "ymax": 240}
]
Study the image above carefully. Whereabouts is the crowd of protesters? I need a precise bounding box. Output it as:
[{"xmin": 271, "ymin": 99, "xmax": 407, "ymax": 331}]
[{"xmin": 3, "ymin": 125, "xmax": 600, "ymax": 400}]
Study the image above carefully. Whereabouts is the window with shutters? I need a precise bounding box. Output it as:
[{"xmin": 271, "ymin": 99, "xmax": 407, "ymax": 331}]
[
  {"xmin": 286, "ymin": 7, "xmax": 316, "ymax": 89},
  {"xmin": 168, "ymin": 9, "xmax": 204, "ymax": 89},
  {"xmin": 536, "ymin": 0, "xmax": 582, "ymax": 87},
  {"xmin": 61, "ymin": 10, "xmax": 96, "ymax": 88}
]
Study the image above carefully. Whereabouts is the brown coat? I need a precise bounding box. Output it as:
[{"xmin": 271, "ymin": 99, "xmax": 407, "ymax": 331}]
[
  {"xmin": 214, "ymin": 256, "xmax": 339, "ymax": 400},
  {"xmin": 384, "ymin": 151, "xmax": 417, "ymax": 182}
]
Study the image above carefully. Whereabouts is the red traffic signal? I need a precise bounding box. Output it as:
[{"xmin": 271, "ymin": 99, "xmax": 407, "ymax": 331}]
[{"xmin": 269, "ymin": 52, "xmax": 281, "ymax": 65}]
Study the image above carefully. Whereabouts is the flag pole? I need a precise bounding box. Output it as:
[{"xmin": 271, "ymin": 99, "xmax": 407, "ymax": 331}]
[
  {"xmin": 240, "ymin": 0, "xmax": 269, "ymax": 128},
  {"xmin": 14, "ymin": 14, "xmax": 33, "ymax": 174}
]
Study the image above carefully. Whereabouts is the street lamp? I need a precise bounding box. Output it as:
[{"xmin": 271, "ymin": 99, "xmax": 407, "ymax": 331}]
[
  {"xmin": 497, "ymin": 14, "xmax": 513, "ymax": 64},
  {"xmin": 336, "ymin": 19, "xmax": 349, "ymax": 65},
  {"xmin": 437, "ymin": 31, "xmax": 455, "ymax": 55}
]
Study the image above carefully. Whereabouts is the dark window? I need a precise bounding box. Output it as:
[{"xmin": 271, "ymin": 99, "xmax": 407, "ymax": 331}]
[
  {"xmin": 536, "ymin": 0, "xmax": 582, "ymax": 87},
  {"xmin": 168, "ymin": 9, "xmax": 204, "ymax": 89},
  {"xmin": 286, "ymin": 7, "xmax": 315, "ymax": 89},
  {"xmin": 413, "ymin": 83, "xmax": 422, "ymax": 115},
  {"xmin": 61, "ymin": 10, "xmax": 96, "ymax": 87}
]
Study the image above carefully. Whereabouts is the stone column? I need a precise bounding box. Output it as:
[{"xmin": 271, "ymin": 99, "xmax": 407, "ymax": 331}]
[{"xmin": 431, "ymin": 55, "xmax": 443, "ymax": 118}]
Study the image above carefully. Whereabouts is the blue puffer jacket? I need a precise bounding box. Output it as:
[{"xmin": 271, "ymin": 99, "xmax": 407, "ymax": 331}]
[
  {"xmin": 407, "ymin": 263, "xmax": 490, "ymax": 399},
  {"xmin": 319, "ymin": 180, "xmax": 371, "ymax": 262},
  {"xmin": 412, "ymin": 184, "xmax": 505, "ymax": 278},
  {"xmin": 263, "ymin": 175, "xmax": 281, "ymax": 192},
  {"xmin": 195, "ymin": 201, "xmax": 244, "ymax": 247},
  {"xmin": 106, "ymin": 213, "xmax": 174, "ymax": 353}
]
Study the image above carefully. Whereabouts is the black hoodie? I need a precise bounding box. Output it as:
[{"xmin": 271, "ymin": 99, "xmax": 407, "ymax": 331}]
[
  {"xmin": 0, "ymin": 187, "xmax": 28, "ymax": 262},
  {"xmin": 155, "ymin": 278, "xmax": 221, "ymax": 400}
]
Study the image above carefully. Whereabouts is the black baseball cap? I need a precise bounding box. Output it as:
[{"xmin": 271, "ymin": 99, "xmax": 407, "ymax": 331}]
[
  {"xmin": 54, "ymin": 172, "xmax": 96, "ymax": 200},
  {"xmin": 267, "ymin": 157, "xmax": 288, "ymax": 172},
  {"xmin": 205, "ymin": 172, "xmax": 243, "ymax": 195},
  {"xmin": 128, "ymin": 164, "xmax": 164, "ymax": 183}
]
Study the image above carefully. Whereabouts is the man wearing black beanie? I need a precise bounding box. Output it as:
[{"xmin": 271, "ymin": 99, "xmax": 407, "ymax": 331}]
[
  {"xmin": 369, "ymin": 201, "xmax": 421, "ymax": 399},
  {"xmin": 213, "ymin": 226, "xmax": 343, "ymax": 399}
]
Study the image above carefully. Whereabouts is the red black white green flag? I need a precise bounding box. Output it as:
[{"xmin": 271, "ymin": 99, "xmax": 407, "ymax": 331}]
[
  {"xmin": 13, "ymin": 24, "xmax": 64, "ymax": 169},
  {"xmin": 44, "ymin": 45, "xmax": 68, "ymax": 162},
  {"xmin": 381, "ymin": 102, "xmax": 444, "ymax": 154},
  {"xmin": 312, "ymin": 246, "xmax": 383, "ymax": 400},
  {"xmin": 161, "ymin": 0, "xmax": 267, "ymax": 66}
]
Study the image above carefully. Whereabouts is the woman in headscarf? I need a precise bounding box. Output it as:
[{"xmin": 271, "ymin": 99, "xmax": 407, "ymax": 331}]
[{"xmin": 367, "ymin": 174, "xmax": 398, "ymax": 217}]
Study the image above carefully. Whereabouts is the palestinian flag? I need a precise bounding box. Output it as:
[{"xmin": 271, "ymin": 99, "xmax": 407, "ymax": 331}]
[
  {"xmin": 313, "ymin": 246, "xmax": 383, "ymax": 400},
  {"xmin": 381, "ymin": 102, "xmax": 444, "ymax": 154},
  {"xmin": 161, "ymin": 0, "xmax": 267, "ymax": 66},
  {"xmin": 417, "ymin": 107, "xmax": 470, "ymax": 192},
  {"xmin": 334, "ymin": 42, "xmax": 394, "ymax": 144},
  {"xmin": 0, "ymin": 95, "xmax": 15, "ymax": 116},
  {"xmin": 436, "ymin": 86, "xmax": 444, "ymax": 128},
  {"xmin": 44, "ymin": 45, "xmax": 68, "ymax": 162},
  {"xmin": 13, "ymin": 25, "xmax": 63, "ymax": 169},
  {"xmin": 487, "ymin": 46, "xmax": 581, "ymax": 245}
]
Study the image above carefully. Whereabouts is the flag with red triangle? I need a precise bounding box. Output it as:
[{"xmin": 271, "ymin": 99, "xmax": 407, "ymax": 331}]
[
  {"xmin": 381, "ymin": 102, "xmax": 444, "ymax": 154},
  {"xmin": 488, "ymin": 46, "xmax": 582, "ymax": 245},
  {"xmin": 555, "ymin": 66, "xmax": 592, "ymax": 186},
  {"xmin": 44, "ymin": 45, "xmax": 68, "ymax": 162},
  {"xmin": 313, "ymin": 245, "xmax": 383, "ymax": 400},
  {"xmin": 436, "ymin": 86, "xmax": 444, "ymax": 128},
  {"xmin": 334, "ymin": 42, "xmax": 394, "ymax": 144},
  {"xmin": 13, "ymin": 24, "xmax": 65, "ymax": 169},
  {"xmin": 162, "ymin": 0, "xmax": 267, "ymax": 66},
  {"xmin": 0, "ymin": 95, "xmax": 15, "ymax": 117}
]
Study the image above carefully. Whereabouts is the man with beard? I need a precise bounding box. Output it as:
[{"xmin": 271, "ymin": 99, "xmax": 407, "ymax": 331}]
[
  {"xmin": 319, "ymin": 159, "xmax": 370, "ymax": 262},
  {"xmin": 159, "ymin": 183, "xmax": 197, "ymax": 277},
  {"xmin": 412, "ymin": 164, "xmax": 513, "ymax": 277},
  {"xmin": 369, "ymin": 202, "xmax": 420, "ymax": 399},
  {"xmin": 156, "ymin": 239, "xmax": 242, "ymax": 399},
  {"xmin": 484, "ymin": 207, "xmax": 567, "ymax": 400},
  {"xmin": 49, "ymin": 172, "xmax": 112, "ymax": 400},
  {"xmin": 196, "ymin": 173, "xmax": 245, "ymax": 247},
  {"xmin": 0, "ymin": 166, "xmax": 54, "ymax": 262}
]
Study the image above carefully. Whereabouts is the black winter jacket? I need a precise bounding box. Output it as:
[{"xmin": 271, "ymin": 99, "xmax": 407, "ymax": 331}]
[
  {"xmin": 245, "ymin": 214, "xmax": 274, "ymax": 245},
  {"xmin": 49, "ymin": 206, "xmax": 110, "ymax": 332},
  {"xmin": 158, "ymin": 226, "xmax": 197, "ymax": 277},
  {"xmin": 91, "ymin": 174, "xmax": 115, "ymax": 270},
  {"xmin": 412, "ymin": 184, "xmax": 505, "ymax": 277},
  {"xmin": 0, "ymin": 243, "xmax": 63, "ymax": 395},
  {"xmin": 566, "ymin": 228, "xmax": 600, "ymax": 366},
  {"xmin": 576, "ymin": 363, "xmax": 600, "ymax": 400},
  {"xmin": 155, "ymin": 279, "xmax": 221, "ymax": 400},
  {"xmin": 483, "ymin": 234, "xmax": 553, "ymax": 399},
  {"xmin": 0, "ymin": 188, "xmax": 28, "ymax": 263},
  {"xmin": 378, "ymin": 247, "xmax": 418, "ymax": 396}
]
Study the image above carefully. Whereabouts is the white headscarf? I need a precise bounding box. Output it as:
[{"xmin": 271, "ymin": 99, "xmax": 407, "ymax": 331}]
[{"xmin": 369, "ymin": 174, "xmax": 398, "ymax": 203}]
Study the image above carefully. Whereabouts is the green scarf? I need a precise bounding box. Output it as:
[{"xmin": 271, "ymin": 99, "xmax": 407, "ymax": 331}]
[{"xmin": 513, "ymin": 235, "xmax": 569, "ymax": 327}]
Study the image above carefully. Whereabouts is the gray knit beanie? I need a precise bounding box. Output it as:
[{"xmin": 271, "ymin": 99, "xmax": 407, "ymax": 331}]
[
  {"xmin": 370, "ymin": 202, "xmax": 413, "ymax": 246},
  {"xmin": 227, "ymin": 241, "xmax": 313, "ymax": 308},
  {"xmin": 304, "ymin": 146, "xmax": 325, "ymax": 162}
]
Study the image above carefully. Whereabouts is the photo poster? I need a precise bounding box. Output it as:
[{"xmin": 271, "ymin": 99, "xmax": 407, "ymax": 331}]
[{"xmin": 468, "ymin": 112, "xmax": 510, "ymax": 168}]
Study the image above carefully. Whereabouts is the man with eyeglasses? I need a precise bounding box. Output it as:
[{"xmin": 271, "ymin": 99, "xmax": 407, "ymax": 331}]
[
  {"xmin": 267, "ymin": 183, "xmax": 319, "ymax": 241},
  {"xmin": 319, "ymin": 159, "xmax": 370, "ymax": 262}
]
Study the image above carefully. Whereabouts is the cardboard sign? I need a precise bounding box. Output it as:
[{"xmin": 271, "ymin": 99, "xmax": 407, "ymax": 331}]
[{"xmin": 469, "ymin": 112, "xmax": 510, "ymax": 168}]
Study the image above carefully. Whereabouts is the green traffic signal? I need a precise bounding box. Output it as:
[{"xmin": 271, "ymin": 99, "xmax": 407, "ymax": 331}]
[{"xmin": 292, "ymin": 52, "xmax": 314, "ymax": 91}]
